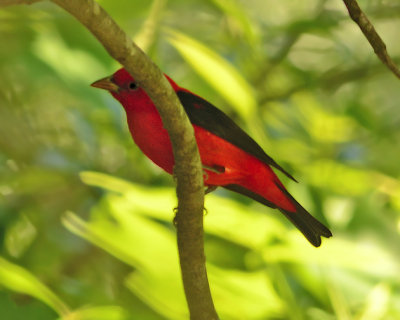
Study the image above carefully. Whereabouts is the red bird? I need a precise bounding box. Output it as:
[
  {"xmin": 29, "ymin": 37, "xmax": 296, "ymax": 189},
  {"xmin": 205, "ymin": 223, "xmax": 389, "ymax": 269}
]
[{"xmin": 91, "ymin": 68, "xmax": 332, "ymax": 247}]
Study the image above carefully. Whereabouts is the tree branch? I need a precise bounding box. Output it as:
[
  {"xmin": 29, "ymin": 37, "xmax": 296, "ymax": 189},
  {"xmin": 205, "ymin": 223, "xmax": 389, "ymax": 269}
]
[
  {"xmin": 0, "ymin": 0, "xmax": 39, "ymax": 6},
  {"xmin": 0, "ymin": 0, "xmax": 218, "ymax": 318},
  {"xmin": 342, "ymin": 0, "xmax": 400, "ymax": 79}
]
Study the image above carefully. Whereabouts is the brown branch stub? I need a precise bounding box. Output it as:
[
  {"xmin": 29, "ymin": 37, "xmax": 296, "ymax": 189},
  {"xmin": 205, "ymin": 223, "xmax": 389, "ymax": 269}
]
[
  {"xmin": 342, "ymin": 0, "xmax": 400, "ymax": 79},
  {"xmin": 1, "ymin": 0, "xmax": 218, "ymax": 318}
]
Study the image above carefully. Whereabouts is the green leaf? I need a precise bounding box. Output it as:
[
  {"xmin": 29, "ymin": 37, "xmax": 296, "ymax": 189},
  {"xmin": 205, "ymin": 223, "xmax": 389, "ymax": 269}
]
[
  {"xmin": 133, "ymin": 0, "xmax": 166, "ymax": 53},
  {"xmin": 262, "ymin": 236, "xmax": 399, "ymax": 279},
  {"xmin": 79, "ymin": 171, "xmax": 286, "ymax": 248},
  {"xmin": 210, "ymin": 0, "xmax": 260, "ymax": 47},
  {"xmin": 5, "ymin": 214, "xmax": 37, "ymax": 258},
  {"xmin": 32, "ymin": 29, "xmax": 108, "ymax": 83},
  {"xmin": 0, "ymin": 257, "xmax": 70, "ymax": 316},
  {"xmin": 358, "ymin": 283, "xmax": 390, "ymax": 320},
  {"xmin": 62, "ymin": 210, "xmax": 188, "ymax": 320},
  {"xmin": 166, "ymin": 30, "xmax": 257, "ymax": 119},
  {"xmin": 59, "ymin": 306, "xmax": 128, "ymax": 320},
  {"xmin": 64, "ymin": 175, "xmax": 285, "ymax": 319}
]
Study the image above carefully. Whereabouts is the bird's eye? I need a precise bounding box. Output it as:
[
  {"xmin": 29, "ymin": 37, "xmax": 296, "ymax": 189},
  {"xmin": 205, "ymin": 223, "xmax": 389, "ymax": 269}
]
[{"xmin": 128, "ymin": 82, "xmax": 138, "ymax": 90}]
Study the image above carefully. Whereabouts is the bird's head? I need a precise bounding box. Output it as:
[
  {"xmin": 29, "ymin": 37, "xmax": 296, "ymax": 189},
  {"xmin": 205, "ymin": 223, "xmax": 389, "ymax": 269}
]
[{"xmin": 91, "ymin": 68, "xmax": 149, "ymax": 110}]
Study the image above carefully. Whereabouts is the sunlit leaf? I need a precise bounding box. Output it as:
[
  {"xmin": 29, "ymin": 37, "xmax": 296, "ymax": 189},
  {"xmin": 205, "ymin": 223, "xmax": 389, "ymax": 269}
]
[
  {"xmin": 3, "ymin": 2, "xmax": 400, "ymax": 319},
  {"xmin": 358, "ymin": 283, "xmax": 390, "ymax": 320},
  {"xmin": 262, "ymin": 236, "xmax": 399, "ymax": 279},
  {"xmin": 303, "ymin": 160, "xmax": 371, "ymax": 195},
  {"xmin": 60, "ymin": 306, "xmax": 128, "ymax": 320},
  {"xmin": 32, "ymin": 29, "xmax": 108, "ymax": 83},
  {"xmin": 292, "ymin": 92, "xmax": 358, "ymax": 143},
  {"xmin": 5, "ymin": 214, "xmax": 37, "ymax": 258},
  {"xmin": 208, "ymin": 267, "xmax": 283, "ymax": 318},
  {"xmin": 80, "ymin": 171, "xmax": 286, "ymax": 248},
  {"xmin": 0, "ymin": 257, "xmax": 70, "ymax": 316},
  {"xmin": 133, "ymin": 0, "xmax": 166, "ymax": 53},
  {"xmin": 210, "ymin": 0, "xmax": 260, "ymax": 47},
  {"xmin": 63, "ymin": 191, "xmax": 284, "ymax": 319},
  {"xmin": 62, "ymin": 210, "xmax": 188, "ymax": 319},
  {"xmin": 166, "ymin": 29, "xmax": 257, "ymax": 119}
]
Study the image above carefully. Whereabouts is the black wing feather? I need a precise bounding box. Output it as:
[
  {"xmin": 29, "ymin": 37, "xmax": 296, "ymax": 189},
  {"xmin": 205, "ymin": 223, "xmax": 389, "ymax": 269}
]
[{"xmin": 177, "ymin": 90, "xmax": 296, "ymax": 182}]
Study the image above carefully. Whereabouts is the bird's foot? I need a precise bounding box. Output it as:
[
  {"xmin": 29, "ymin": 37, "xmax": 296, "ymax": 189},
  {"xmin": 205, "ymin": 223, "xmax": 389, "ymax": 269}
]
[
  {"xmin": 172, "ymin": 207, "xmax": 178, "ymax": 228},
  {"xmin": 172, "ymin": 206, "xmax": 209, "ymax": 227}
]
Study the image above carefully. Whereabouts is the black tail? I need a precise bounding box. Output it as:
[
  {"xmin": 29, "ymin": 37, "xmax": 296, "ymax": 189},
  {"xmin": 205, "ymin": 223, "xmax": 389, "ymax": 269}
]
[
  {"xmin": 224, "ymin": 184, "xmax": 332, "ymax": 247},
  {"xmin": 279, "ymin": 205, "xmax": 332, "ymax": 247}
]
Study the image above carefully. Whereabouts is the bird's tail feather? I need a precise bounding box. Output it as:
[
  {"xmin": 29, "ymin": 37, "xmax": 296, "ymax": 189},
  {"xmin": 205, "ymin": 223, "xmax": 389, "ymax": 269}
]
[
  {"xmin": 277, "ymin": 185, "xmax": 332, "ymax": 246},
  {"xmin": 223, "ymin": 184, "xmax": 332, "ymax": 247},
  {"xmin": 278, "ymin": 206, "xmax": 332, "ymax": 247}
]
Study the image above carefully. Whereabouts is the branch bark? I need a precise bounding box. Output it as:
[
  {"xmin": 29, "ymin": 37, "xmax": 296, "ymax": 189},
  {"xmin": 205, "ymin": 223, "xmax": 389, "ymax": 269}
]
[
  {"xmin": 0, "ymin": 0, "xmax": 218, "ymax": 318},
  {"xmin": 0, "ymin": 0, "xmax": 38, "ymax": 5},
  {"xmin": 342, "ymin": 0, "xmax": 400, "ymax": 79}
]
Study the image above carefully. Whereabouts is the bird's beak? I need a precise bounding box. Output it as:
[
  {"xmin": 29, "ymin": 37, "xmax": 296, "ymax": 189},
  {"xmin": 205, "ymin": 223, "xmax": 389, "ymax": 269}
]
[{"xmin": 91, "ymin": 76, "xmax": 119, "ymax": 92}]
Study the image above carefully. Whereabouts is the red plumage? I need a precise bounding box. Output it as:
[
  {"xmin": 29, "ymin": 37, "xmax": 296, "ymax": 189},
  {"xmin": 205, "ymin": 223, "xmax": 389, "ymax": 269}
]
[{"xmin": 91, "ymin": 68, "xmax": 332, "ymax": 247}]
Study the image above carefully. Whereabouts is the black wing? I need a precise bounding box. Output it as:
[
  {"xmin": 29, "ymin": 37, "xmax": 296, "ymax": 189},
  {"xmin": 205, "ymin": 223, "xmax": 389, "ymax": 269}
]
[{"xmin": 177, "ymin": 90, "xmax": 297, "ymax": 182}]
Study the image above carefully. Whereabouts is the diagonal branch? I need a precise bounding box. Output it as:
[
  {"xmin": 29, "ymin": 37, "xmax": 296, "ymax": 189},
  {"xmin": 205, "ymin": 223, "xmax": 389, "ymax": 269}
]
[
  {"xmin": 342, "ymin": 0, "xmax": 400, "ymax": 79},
  {"xmin": 0, "ymin": 0, "xmax": 218, "ymax": 318}
]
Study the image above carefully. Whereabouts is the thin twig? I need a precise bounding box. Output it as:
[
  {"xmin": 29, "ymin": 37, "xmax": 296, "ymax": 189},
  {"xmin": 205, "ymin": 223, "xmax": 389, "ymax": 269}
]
[
  {"xmin": 0, "ymin": 0, "xmax": 218, "ymax": 318},
  {"xmin": 342, "ymin": 0, "xmax": 400, "ymax": 79},
  {"xmin": 258, "ymin": 59, "xmax": 395, "ymax": 104}
]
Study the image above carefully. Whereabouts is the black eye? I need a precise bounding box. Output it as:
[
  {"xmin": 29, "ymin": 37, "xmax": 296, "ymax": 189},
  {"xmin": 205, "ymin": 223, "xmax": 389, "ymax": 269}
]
[{"xmin": 129, "ymin": 82, "xmax": 138, "ymax": 90}]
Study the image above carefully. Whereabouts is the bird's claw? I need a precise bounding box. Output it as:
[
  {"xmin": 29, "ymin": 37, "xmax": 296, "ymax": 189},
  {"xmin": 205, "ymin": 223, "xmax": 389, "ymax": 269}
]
[
  {"xmin": 172, "ymin": 207, "xmax": 178, "ymax": 227},
  {"xmin": 172, "ymin": 206, "xmax": 209, "ymax": 226}
]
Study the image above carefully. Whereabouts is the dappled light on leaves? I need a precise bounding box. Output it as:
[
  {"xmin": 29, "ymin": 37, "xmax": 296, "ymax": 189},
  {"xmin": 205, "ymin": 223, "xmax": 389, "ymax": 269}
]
[{"xmin": 1, "ymin": 0, "xmax": 400, "ymax": 319}]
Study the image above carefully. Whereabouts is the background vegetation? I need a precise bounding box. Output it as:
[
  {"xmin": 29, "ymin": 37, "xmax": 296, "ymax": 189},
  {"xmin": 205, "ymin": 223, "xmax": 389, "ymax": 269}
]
[{"xmin": 1, "ymin": 0, "xmax": 400, "ymax": 319}]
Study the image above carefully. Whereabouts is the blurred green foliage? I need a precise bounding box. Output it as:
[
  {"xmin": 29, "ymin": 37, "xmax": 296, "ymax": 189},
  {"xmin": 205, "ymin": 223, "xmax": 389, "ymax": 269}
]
[{"xmin": 1, "ymin": 0, "xmax": 400, "ymax": 319}]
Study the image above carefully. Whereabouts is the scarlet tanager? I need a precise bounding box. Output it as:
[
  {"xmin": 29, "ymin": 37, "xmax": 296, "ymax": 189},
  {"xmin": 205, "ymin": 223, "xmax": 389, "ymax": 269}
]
[{"xmin": 91, "ymin": 68, "xmax": 332, "ymax": 247}]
